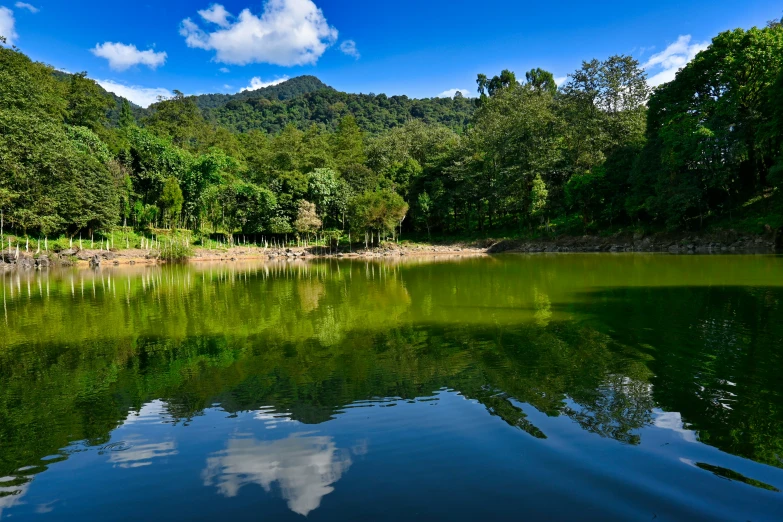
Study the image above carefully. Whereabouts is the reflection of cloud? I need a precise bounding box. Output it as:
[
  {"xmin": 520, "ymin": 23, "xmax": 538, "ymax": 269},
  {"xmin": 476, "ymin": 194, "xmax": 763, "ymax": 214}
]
[
  {"xmin": 202, "ymin": 434, "xmax": 352, "ymax": 516},
  {"xmin": 108, "ymin": 441, "xmax": 178, "ymax": 468},
  {"xmin": 351, "ymin": 439, "xmax": 369, "ymax": 456},
  {"xmin": 0, "ymin": 478, "xmax": 31, "ymax": 518},
  {"xmin": 653, "ymin": 409, "xmax": 698, "ymax": 443},
  {"xmin": 122, "ymin": 400, "xmax": 171, "ymax": 426}
]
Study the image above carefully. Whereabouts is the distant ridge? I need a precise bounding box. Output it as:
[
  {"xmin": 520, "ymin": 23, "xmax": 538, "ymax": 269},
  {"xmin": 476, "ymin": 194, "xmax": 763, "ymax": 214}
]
[
  {"xmin": 52, "ymin": 70, "xmax": 474, "ymax": 134},
  {"xmin": 192, "ymin": 76, "xmax": 333, "ymax": 110}
]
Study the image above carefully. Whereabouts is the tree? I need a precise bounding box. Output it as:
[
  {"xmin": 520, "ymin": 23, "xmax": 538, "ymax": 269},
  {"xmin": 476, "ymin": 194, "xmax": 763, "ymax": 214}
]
[
  {"xmin": 119, "ymin": 99, "xmax": 135, "ymax": 129},
  {"xmin": 307, "ymin": 168, "xmax": 339, "ymax": 223},
  {"xmin": 160, "ymin": 178, "xmax": 184, "ymax": 228},
  {"xmin": 65, "ymin": 73, "xmax": 114, "ymax": 130},
  {"xmin": 294, "ymin": 200, "xmax": 322, "ymax": 237},
  {"xmin": 349, "ymin": 190, "xmax": 409, "ymax": 239},
  {"xmin": 633, "ymin": 26, "xmax": 783, "ymax": 227},
  {"xmin": 417, "ymin": 191, "xmax": 433, "ymax": 238},
  {"xmin": 333, "ymin": 115, "xmax": 365, "ymax": 167},
  {"xmin": 144, "ymin": 91, "xmax": 211, "ymax": 151},
  {"xmin": 488, "ymin": 69, "xmax": 518, "ymax": 96},
  {"xmin": 203, "ymin": 180, "xmax": 277, "ymax": 236},
  {"xmin": 525, "ymin": 68, "xmax": 558, "ymax": 95}
]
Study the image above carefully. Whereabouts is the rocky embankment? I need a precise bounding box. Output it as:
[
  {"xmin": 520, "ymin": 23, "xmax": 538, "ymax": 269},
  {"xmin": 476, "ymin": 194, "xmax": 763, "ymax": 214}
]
[
  {"xmin": 0, "ymin": 247, "xmax": 147, "ymax": 271},
  {"xmin": 0, "ymin": 243, "xmax": 487, "ymax": 270},
  {"xmin": 488, "ymin": 230, "xmax": 781, "ymax": 254},
  {"xmin": 1, "ymin": 230, "xmax": 779, "ymax": 271}
]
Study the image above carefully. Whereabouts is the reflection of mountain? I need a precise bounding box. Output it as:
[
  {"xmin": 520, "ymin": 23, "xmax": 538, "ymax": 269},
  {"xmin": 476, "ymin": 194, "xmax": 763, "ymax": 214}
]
[{"xmin": 203, "ymin": 434, "xmax": 352, "ymax": 516}]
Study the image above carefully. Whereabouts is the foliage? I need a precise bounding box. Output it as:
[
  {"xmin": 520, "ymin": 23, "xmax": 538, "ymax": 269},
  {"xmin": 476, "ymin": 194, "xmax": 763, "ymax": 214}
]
[
  {"xmin": 1, "ymin": 23, "xmax": 782, "ymax": 241},
  {"xmin": 349, "ymin": 190, "xmax": 409, "ymax": 236},
  {"xmin": 294, "ymin": 200, "xmax": 322, "ymax": 235}
]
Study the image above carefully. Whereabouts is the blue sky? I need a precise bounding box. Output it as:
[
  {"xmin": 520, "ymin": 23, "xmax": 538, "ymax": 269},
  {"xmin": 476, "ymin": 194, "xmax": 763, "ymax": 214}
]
[{"xmin": 1, "ymin": 0, "xmax": 780, "ymax": 106}]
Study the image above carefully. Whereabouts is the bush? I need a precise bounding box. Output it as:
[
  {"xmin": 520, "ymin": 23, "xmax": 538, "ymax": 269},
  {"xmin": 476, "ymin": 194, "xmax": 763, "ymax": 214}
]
[{"xmin": 159, "ymin": 238, "xmax": 193, "ymax": 262}]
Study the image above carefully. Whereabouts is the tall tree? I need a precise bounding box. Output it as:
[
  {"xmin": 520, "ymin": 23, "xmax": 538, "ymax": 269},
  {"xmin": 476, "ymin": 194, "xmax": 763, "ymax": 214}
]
[
  {"xmin": 65, "ymin": 73, "xmax": 114, "ymax": 130},
  {"xmin": 525, "ymin": 68, "xmax": 558, "ymax": 95}
]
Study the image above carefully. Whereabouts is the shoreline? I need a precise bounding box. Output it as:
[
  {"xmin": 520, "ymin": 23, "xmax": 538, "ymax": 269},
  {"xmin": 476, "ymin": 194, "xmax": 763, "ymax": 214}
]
[{"xmin": 1, "ymin": 231, "xmax": 780, "ymax": 272}]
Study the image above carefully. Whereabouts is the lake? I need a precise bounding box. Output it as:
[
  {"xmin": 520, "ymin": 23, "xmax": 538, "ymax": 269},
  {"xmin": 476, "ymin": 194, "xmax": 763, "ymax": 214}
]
[{"xmin": 1, "ymin": 254, "xmax": 782, "ymax": 521}]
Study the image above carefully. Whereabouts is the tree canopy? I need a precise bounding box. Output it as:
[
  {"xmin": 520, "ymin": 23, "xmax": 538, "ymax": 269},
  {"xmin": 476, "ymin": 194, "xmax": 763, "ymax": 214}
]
[{"xmin": 1, "ymin": 20, "xmax": 782, "ymax": 242}]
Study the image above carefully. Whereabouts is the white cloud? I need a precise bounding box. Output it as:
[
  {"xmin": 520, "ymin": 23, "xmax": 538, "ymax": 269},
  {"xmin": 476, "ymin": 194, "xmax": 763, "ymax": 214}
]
[
  {"xmin": 198, "ymin": 3, "xmax": 232, "ymax": 27},
  {"xmin": 339, "ymin": 39, "xmax": 359, "ymax": 59},
  {"xmin": 180, "ymin": 1, "xmax": 339, "ymax": 66},
  {"xmin": 643, "ymin": 35, "xmax": 709, "ymax": 87},
  {"xmin": 219, "ymin": 67, "xmax": 230, "ymax": 73},
  {"xmin": 437, "ymin": 88, "xmax": 472, "ymax": 98},
  {"xmin": 14, "ymin": 2, "xmax": 38, "ymax": 13},
  {"xmin": 0, "ymin": 7, "xmax": 18, "ymax": 45},
  {"xmin": 91, "ymin": 42, "xmax": 167, "ymax": 71},
  {"xmin": 241, "ymin": 75, "xmax": 289, "ymax": 91},
  {"xmin": 94, "ymin": 79, "xmax": 173, "ymax": 108},
  {"xmin": 554, "ymin": 76, "xmax": 567, "ymax": 87}
]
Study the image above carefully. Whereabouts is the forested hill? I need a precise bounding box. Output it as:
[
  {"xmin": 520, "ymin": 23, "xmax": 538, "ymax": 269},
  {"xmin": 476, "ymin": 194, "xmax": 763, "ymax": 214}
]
[
  {"xmin": 200, "ymin": 87, "xmax": 476, "ymax": 135},
  {"xmin": 192, "ymin": 75, "xmax": 332, "ymax": 109},
  {"xmin": 91, "ymin": 73, "xmax": 476, "ymax": 135}
]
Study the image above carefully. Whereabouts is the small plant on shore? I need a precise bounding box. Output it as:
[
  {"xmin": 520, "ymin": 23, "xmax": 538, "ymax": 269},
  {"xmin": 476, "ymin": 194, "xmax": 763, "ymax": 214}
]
[{"xmin": 158, "ymin": 237, "xmax": 193, "ymax": 262}]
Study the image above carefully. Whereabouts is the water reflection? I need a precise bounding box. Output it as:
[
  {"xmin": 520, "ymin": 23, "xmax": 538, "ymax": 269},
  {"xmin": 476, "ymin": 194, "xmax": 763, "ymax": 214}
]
[
  {"xmin": 0, "ymin": 477, "xmax": 30, "ymax": 519},
  {"xmin": 0, "ymin": 255, "xmax": 782, "ymax": 519},
  {"xmin": 203, "ymin": 434, "xmax": 353, "ymax": 516}
]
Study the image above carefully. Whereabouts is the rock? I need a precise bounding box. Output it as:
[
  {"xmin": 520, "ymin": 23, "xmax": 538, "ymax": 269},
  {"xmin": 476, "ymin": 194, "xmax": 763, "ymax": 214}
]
[
  {"xmin": 18, "ymin": 256, "xmax": 34, "ymax": 269},
  {"xmin": 89, "ymin": 255, "xmax": 101, "ymax": 268},
  {"xmin": 113, "ymin": 260, "xmax": 120, "ymax": 266},
  {"xmin": 36, "ymin": 255, "xmax": 50, "ymax": 268},
  {"xmin": 129, "ymin": 260, "xmax": 136, "ymax": 265}
]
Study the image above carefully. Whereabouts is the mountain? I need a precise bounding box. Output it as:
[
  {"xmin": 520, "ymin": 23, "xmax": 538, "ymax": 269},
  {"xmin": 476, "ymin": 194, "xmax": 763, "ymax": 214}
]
[
  {"xmin": 192, "ymin": 75, "xmax": 332, "ymax": 110},
  {"xmin": 197, "ymin": 76, "xmax": 476, "ymax": 135},
  {"xmin": 56, "ymin": 69, "xmax": 475, "ymax": 135}
]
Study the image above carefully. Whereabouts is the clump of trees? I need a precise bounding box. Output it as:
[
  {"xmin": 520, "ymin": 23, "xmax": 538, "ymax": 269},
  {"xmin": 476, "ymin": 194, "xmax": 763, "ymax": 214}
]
[{"xmin": 1, "ymin": 21, "xmax": 782, "ymax": 245}]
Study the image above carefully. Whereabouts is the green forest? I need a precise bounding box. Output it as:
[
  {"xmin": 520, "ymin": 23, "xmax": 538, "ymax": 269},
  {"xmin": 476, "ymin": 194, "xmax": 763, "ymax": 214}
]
[{"xmin": 1, "ymin": 20, "xmax": 782, "ymax": 247}]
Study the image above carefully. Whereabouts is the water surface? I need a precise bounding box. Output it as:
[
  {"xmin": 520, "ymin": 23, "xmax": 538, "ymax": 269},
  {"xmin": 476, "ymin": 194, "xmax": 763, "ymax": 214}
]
[{"xmin": 1, "ymin": 254, "xmax": 783, "ymax": 520}]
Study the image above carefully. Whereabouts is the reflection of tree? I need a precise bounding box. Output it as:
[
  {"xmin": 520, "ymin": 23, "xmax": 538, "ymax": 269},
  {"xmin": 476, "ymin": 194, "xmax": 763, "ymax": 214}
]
[
  {"xmin": 202, "ymin": 434, "xmax": 352, "ymax": 516},
  {"xmin": 563, "ymin": 375, "xmax": 654, "ymax": 445},
  {"xmin": 533, "ymin": 288, "xmax": 552, "ymax": 327},
  {"xmin": 1, "ymin": 258, "xmax": 782, "ymax": 492},
  {"xmin": 573, "ymin": 286, "xmax": 783, "ymax": 468}
]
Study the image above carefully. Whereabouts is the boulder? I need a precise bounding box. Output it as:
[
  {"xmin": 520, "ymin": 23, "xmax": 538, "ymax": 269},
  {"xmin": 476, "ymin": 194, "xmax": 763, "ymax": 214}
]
[
  {"xmin": 89, "ymin": 255, "xmax": 101, "ymax": 268},
  {"xmin": 18, "ymin": 256, "xmax": 34, "ymax": 269},
  {"xmin": 36, "ymin": 255, "xmax": 50, "ymax": 268}
]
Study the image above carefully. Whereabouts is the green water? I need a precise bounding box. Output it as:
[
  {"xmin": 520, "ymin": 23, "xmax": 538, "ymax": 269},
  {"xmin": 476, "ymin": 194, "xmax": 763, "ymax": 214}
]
[{"xmin": 1, "ymin": 254, "xmax": 782, "ymax": 520}]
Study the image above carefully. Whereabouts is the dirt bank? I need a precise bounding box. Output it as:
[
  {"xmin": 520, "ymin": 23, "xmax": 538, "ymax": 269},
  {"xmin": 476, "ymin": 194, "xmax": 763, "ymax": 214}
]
[{"xmin": 1, "ymin": 231, "xmax": 778, "ymax": 272}]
